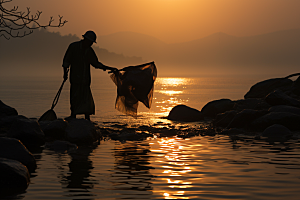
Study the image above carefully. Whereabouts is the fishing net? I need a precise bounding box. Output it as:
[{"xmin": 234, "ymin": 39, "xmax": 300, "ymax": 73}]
[{"xmin": 110, "ymin": 62, "xmax": 157, "ymax": 117}]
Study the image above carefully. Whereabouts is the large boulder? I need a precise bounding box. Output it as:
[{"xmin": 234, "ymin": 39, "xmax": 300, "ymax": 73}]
[
  {"xmin": 201, "ymin": 99, "xmax": 235, "ymax": 118},
  {"xmin": 39, "ymin": 119, "xmax": 68, "ymax": 139},
  {"xmin": 262, "ymin": 124, "xmax": 292, "ymax": 138},
  {"xmin": 0, "ymin": 100, "xmax": 18, "ymax": 118},
  {"xmin": 269, "ymin": 105, "xmax": 300, "ymax": 115},
  {"xmin": 0, "ymin": 115, "xmax": 28, "ymax": 134},
  {"xmin": 0, "ymin": 158, "xmax": 30, "ymax": 196},
  {"xmin": 265, "ymin": 90, "xmax": 300, "ymax": 107},
  {"xmin": 0, "ymin": 137, "xmax": 37, "ymax": 172},
  {"xmin": 233, "ymin": 98, "xmax": 270, "ymax": 111},
  {"xmin": 65, "ymin": 119, "xmax": 99, "ymax": 145},
  {"xmin": 251, "ymin": 112, "xmax": 300, "ymax": 131},
  {"xmin": 167, "ymin": 105, "xmax": 203, "ymax": 122},
  {"xmin": 244, "ymin": 78, "xmax": 293, "ymax": 99},
  {"xmin": 227, "ymin": 109, "xmax": 268, "ymax": 129},
  {"xmin": 7, "ymin": 117, "xmax": 45, "ymax": 147}
]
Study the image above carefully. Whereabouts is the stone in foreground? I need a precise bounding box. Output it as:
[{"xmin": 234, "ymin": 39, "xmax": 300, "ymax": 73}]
[
  {"xmin": 7, "ymin": 117, "xmax": 45, "ymax": 147},
  {"xmin": 65, "ymin": 119, "xmax": 99, "ymax": 145},
  {"xmin": 0, "ymin": 137, "xmax": 37, "ymax": 172},
  {"xmin": 0, "ymin": 158, "xmax": 30, "ymax": 196}
]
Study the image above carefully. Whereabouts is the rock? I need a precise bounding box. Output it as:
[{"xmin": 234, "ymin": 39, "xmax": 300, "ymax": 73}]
[
  {"xmin": 262, "ymin": 124, "xmax": 292, "ymax": 138},
  {"xmin": 251, "ymin": 112, "xmax": 300, "ymax": 131},
  {"xmin": 213, "ymin": 110, "xmax": 238, "ymax": 127},
  {"xmin": 265, "ymin": 90, "xmax": 300, "ymax": 107},
  {"xmin": 0, "ymin": 100, "xmax": 18, "ymax": 118},
  {"xmin": 201, "ymin": 99, "xmax": 235, "ymax": 118},
  {"xmin": 39, "ymin": 119, "xmax": 68, "ymax": 139},
  {"xmin": 65, "ymin": 119, "xmax": 99, "ymax": 145},
  {"xmin": 233, "ymin": 98, "xmax": 270, "ymax": 111},
  {"xmin": 0, "ymin": 137, "xmax": 36, "ymax": 172},
  {"xmin": 0, "ymin": 158, "xmax": 30, "ymax": 196},
  {"xmin": 7, "ymin": 117, "xmax": 45, "ymax": 147},
  {"xmin": 244, "ymin": 78, "xmax": 293, "ymax": 99},
  {"xmin": 45, "ymin": 140, "xmax": 77, "ymax": 153},
  {"xmin": 227, "ymin": 109, "xmax": 268, "ymax": 129},
  {"xmin": 0, "ymin": 115, "xmax": 28, "ymax": 136},
  {"xmin": 269, "ymin": 105, "xmax": 300, "ymax": 115},
  {"xmin": 219, "ymin": 128, "xmax": 245, "ymax": 135},
  {"xmin": 167, "ymin": 105, "xmax": 203, "ymax": 122}
]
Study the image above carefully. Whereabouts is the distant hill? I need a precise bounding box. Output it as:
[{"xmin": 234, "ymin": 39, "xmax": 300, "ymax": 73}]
[
  {"xmin": 98, "ymin": 30, "xmax": 300, "ymax": 76},
  {"xmin": 0, "ymin": 29, "xmax": 143, "ymax": 77}
]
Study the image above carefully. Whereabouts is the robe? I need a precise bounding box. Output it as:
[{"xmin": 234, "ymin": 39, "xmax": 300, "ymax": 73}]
[{"xmin": 62, "ymin": 40, "xmax": 101, "ymax": 115}]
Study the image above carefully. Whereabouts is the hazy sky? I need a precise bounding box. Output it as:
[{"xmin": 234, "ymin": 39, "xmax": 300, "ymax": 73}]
[{"xmin": 7, "ymin": 0, "xmax": 300, "ymax": 43}]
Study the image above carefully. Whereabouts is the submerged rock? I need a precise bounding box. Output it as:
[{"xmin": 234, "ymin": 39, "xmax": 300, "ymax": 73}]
[
  {"xmin": 244, "ymin": 78, "xmax": 293, "ymax": 99},
  {"xmin": 201, "ymin": 99, "xmax": 235, "ymax": 118},
  {"xmin": 7, "ymin": 117, "xmax": 45, "ymax": 147},
  {"xmin": 0, "ymin": 100, "xmax": 18, "ymax": 118},
  {"xmin": 167, "ymin": 105, "xmax": 203, "ymax": 122},
  {"xmin": 65, "ymin": 119, "xmax": 99, "ymax": 145},
  {"xmin": 0, "ymin": 158, "xmax": 30, "ymax": 196},
  {"xmin": 45, "ymin": 140, "xmax": 77, "ymax": 153},
  {"xmin": 0, "ymin": 137, "xmax": 36, "ymax": 173}
]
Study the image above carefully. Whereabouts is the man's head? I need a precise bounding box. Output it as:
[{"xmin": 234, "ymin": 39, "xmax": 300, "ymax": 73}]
[{"xmin": 82, "ymin": 30, "xmax": 96, "ymax": 48}]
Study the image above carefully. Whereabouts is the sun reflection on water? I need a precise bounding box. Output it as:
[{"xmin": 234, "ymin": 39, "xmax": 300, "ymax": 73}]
[
  {"xmin": 154, "ymin": 78, "xmax": 191, "ymax": 114},
  {"xmin": 151, "ymin": 137, "xmax": 197, "ymax": 199}
]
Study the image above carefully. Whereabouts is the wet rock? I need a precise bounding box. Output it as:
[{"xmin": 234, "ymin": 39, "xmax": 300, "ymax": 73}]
[
  {"xmin": 201, "ymin": 99, "xmax": 235, "ymax": 118},
  {"xmin": 0, "ymin": 137, "xmax": 36, "ymax": 173},
  {"xmin": 262, "ymin": 124, "xmax": 292, "ymax": 138},
  {"xmin": 244, "ymin": 78, "xmax": 293, "ymax": 99},
  {"xmin": 0, "ymin": 158, "xmax": 30, "ymax": 196},
  {"xmin": 66, "ymin": 119, "xmax": 99, "ymax": 145},
  {"xmin": 265, "ymin": 90, "xmax": 300, "ymax": 107},
  {"xmin": 45, "ymin": 140, "xmax": 77, "ymax": 153},
  {"xmin": 219, "ymin": 128, "xmax": 246, "ymax": 135},
  {"xmin": 0, "ymin": 100, "xmax": 18, "ymax": 118},
  {"xmin": 269, "ymin": 105, "xmax": 300, "ymax": 115},
  {"xmin": 251, "ymin": 112, "xmax": 300, "ymax": 131},
  {"xmin": 213, "ymin": 110, "xmax": 238, "ymax": 127},
  {"xmin": 168, "ymin": 105, "xmax": 203, "ymax": 122},
  {"xmin": 233, "ymin": 98, "xmax": 270, "ymax": 111},
  {"xmin": 7, "ymin": 116, "xmax": 45, "ymax": 147},
  {"xmin": 228, "ymin": 109, "xmax": 268, "ymax": 129},
  {"xmin": 39, "ymin": 119, "xmax": 68, "ymax": 139},
  {"xmin": 0, "ymin": 115, "xmax": 27, "ymax": 135}
]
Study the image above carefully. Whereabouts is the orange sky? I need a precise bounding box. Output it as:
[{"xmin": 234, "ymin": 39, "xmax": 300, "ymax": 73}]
[{"xmin": 9, "ymin": 0, "xmax": 300, "ymax": 43}]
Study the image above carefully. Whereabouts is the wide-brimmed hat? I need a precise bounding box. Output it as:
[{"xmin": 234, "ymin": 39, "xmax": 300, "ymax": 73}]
[{"xmin": 82, "ymin": 30, "xmax": 97, "ymax": 43}]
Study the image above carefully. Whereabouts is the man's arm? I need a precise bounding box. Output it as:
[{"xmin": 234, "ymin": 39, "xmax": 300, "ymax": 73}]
[{"xmin": 62, "ymin": 43, "xmax": 73, "ymax": 81}]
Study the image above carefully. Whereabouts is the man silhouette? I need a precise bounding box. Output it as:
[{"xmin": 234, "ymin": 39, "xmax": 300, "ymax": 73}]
[{"xmin": 62, "ymin": 30, "xmax": 116, "ymax": 120}]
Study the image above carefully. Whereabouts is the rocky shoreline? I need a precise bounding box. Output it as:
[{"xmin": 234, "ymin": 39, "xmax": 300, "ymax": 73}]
[{"xmin": 1, "ymin": 74, "xmax": 300, "ymax": 196}]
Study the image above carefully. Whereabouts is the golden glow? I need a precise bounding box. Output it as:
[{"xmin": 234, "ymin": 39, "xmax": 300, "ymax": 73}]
[
  {"xmin": 156, "ymin": 78, "xmax": 191, "ymax": 87},
  {"xmin": 151, "ymin": 137, "xmax": 196, "ymax": 199},
  {"xmin": 158, "ymin": 90, "xmax": 183, "ymax": 95}
]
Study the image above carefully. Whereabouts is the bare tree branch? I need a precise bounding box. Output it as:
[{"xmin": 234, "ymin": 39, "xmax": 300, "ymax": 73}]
[{"xmin": 0, "ymin": 0, "xmax": 67, "ymax": 39}]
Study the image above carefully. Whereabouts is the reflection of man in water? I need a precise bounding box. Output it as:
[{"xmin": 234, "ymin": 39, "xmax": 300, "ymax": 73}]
[{"xmin": 63, "ymin": 30, "xmax": 116, "ymax": 120}]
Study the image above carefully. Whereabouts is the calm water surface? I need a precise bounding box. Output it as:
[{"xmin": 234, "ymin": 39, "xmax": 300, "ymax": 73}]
[{"xmin": 1, "ymin": 75, "xmax": 300, "ymax": 199}]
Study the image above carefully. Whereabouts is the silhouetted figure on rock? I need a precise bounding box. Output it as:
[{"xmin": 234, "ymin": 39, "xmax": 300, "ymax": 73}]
[{"xmin": 63, "ymin": 31, "xmax": 117, "ymax": 120}]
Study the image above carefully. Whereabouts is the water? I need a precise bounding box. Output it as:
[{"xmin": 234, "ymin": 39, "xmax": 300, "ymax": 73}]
[{"xmin": 1, "ymin": 75, "xmax": 300, "ymax": 199}]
